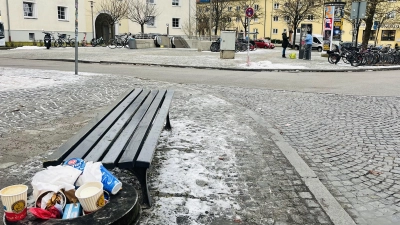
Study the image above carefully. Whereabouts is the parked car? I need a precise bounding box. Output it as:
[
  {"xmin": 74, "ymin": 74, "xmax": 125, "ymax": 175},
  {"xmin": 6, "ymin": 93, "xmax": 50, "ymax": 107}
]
[{"xmin": 254, "ymin": 39, "xmax": 275, "ymax": 49}]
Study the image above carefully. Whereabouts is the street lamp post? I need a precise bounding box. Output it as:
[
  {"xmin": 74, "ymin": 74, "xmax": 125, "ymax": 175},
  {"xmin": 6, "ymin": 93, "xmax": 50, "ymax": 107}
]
[
  {"xmin": 166, "ymin": 23, "xmax": 170, "ymax": 48},
  {"xmin": 209, "ymin": 0, "xmax": 212, "ymax": 41},
  {"xmin": 89, "ymin": 1, "xmax": 95, "ymax": 39},
  {"xmin": 6, "ymin": 0, "xmax": 11, "ymax": 42}
]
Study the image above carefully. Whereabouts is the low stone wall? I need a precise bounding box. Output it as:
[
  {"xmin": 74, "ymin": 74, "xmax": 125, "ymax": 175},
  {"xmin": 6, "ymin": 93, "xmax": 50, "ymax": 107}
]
[
  {"xmin": 185, "ymin": 40, "xmax": 212, "ymax": 51},
  {"xmin": 135, "ymin": 39, "xmax": 154, "ymax": 49}
]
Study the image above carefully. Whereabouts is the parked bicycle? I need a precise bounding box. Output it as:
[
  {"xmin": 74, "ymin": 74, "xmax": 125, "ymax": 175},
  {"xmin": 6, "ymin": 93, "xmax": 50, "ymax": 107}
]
[
  {"xmin": 108, "ymin": 33, "xmax": 132, "ymax": 49},
  {"xmin": 65, "ymin": 35, "xmax": 76, "ymax": 47},
  {"xmin": 91, "ymin": 36, "xmax": 106, "ymax": 47},
  {"xmin": 210, "ymin": 38, "xmax": 221, "ymax": 52},
  {"xmin": 54, "ymin": 33, "xmax": 67, "ymax": 48}
]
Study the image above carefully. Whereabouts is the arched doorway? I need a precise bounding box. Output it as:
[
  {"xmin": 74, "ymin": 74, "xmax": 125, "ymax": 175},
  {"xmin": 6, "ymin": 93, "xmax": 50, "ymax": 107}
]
[{"xmin": 95, "ymin": 13, "xmax": 114, "ymax": 42}]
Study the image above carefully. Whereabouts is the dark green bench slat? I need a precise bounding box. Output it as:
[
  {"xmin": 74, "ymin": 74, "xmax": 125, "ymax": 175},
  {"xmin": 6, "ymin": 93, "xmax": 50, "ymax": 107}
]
[
  {"xmin": 135, "ymin": 90, "xmax": 174, "ymax": 168},
  {"xmin": 101, "ymin": 90, "xmax": 158, "ymax": 169},
  {"xmin": 63, "ymin": 89, "xmax": 143, "ymax": 161},
  {"xmin": 118, "ymin": 90, "xmax": 167, "ymax": 169},
  {"xmin": 42, "ymin": 88, "xmax": 136, "ymax": 168},
  {"xmin": 83, "ymin": 90, "xmax": 150, "ymax": 162}
]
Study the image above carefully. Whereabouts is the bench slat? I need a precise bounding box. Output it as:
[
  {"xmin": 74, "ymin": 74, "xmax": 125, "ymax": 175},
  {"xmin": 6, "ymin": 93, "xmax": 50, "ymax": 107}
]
[
  {"xmin": 135, "ymin": 90, "xmax": 174, "ymax": 168},
  {"xmin": 101, "ymin": 90, "xmax": 158, "ymax": 169},
  {"xmin": 63, "ymin": 89, "xmax": 143, "ymax": 161},
  {"xmin": 118, "ymin": 90, "xmax": 167, "ymax": 169},
  {"xmin": 42, "ymin": 88, "xmax": 138, "ymax": 167},
  {"xmin": 83, "ymin": 90, "xmax": 150, "ymax": 162}
]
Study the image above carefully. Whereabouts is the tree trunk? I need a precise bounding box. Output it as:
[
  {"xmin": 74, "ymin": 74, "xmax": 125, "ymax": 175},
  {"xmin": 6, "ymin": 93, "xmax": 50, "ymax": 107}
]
[
  {"xmin": 362, "ymin": 1, "xmax": 378, "ymax": 49},
  {"xmin": 141, "ymin": 24, "xmax": 144, "ymax": 34}
]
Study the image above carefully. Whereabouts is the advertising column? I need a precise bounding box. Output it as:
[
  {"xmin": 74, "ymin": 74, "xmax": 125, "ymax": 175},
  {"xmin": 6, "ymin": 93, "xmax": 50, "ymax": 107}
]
[
  {"xmin": 323, "ymin": 6, "xmax": 334, "ymax": 51},
  {"xmin": 324, "ymin": 2, "xmax": 345, "ymax": 51}
]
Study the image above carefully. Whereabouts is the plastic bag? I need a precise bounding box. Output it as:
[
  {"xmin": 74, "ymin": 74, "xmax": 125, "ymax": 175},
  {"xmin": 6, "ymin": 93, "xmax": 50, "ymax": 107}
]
[
  {"xmin": 75, "ymin": 161, "xmax": 102, "ymax": 186},
  {"xmin": 31, "ymin": 165, "xmax": 82, "ymax": 200}
]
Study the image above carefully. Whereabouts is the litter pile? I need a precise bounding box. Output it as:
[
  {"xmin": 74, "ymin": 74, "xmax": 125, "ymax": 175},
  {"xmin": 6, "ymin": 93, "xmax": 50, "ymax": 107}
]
[{"xmin": 0, "ymin": 158, "xmax": 122, "ymax": 222}]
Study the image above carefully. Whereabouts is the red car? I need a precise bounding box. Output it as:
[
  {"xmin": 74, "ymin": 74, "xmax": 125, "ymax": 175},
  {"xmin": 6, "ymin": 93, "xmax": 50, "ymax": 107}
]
[{"xmin": 254, "ymin": 39, "xmax": 275, "ymax": 49}]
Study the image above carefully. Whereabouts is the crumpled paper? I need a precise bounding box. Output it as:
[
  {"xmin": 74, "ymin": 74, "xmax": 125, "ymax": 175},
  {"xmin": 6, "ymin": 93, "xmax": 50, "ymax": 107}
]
[
  {"xmin": 75, "ymin": 161, "xmax": 102, "ymax": 186},
  {"xmin": 31, "ymin": 165, "xmax": 81, "ymax": 200}
]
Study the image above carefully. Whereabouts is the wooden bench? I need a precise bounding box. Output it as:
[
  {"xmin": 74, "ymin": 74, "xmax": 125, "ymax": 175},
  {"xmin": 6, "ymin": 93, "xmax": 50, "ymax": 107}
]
[{"xmin": 42, "ymin": 88, "xmax": 174, "ymax": 207}]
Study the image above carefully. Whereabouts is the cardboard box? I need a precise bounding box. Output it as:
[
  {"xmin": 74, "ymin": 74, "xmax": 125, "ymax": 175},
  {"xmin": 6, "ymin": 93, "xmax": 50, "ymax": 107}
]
[{"xmin": 62, "ymin": 203, "xmax": 82, "ymax": 219}]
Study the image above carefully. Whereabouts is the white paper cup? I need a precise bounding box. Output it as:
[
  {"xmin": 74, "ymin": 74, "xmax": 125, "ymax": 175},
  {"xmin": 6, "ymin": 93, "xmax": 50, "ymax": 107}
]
[
  {"xmin": 75, "ymin": 182, "xmax": 105, "ymax": 213},
  {"xmin": 0, "ymin": 184, "xmax": 28, "ymax": 221}
]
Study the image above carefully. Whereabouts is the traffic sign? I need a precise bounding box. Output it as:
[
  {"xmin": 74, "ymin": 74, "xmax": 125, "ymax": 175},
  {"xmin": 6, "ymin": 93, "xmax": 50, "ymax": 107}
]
[{"xmin": 245, "ymin": 7, "xmax": 254, "ymax": 18}]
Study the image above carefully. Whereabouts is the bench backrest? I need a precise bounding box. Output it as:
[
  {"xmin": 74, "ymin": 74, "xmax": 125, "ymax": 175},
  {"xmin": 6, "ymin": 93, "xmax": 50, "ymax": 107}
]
[{"xmin": 43, "ymin": 88, "xmax": 174, "ymax": 170}]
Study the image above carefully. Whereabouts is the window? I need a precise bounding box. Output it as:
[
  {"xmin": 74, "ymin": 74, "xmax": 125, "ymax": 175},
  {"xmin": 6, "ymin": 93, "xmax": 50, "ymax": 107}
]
[
  {"xmin": 172, "ymin": 18, "xmax": 180, "ymax": 28},
  {"xmin": 273, "ymin": 28, "xmax": 278, "ymax": 34},
  {"xmin": 147, "ymin": 16, "xmax": 155, "ymax": 26},
  {"xmin": 228, "ymin": 6, "xmax": 232, "ymax": 11},
  {"xmin": 274, "ymin": 3, "xmax": 279, "ymax": 9},
  {"xmin": 381, "ymin": 30, "xmax": 395, "ymax": 41},
  {"xmin": 58, "ymin": 6, "xmax": 67, "ymax": 20},
  {"xmin": 29, "ymin": 33, "xmax": 35, "ymax": 40},
  {"xmin": 236, "ymin": 17, "xmax": 240, "ymax": 22},
  {"xmin": 23, "ymin": 2, "xmax": 35, "ymax": 17},
  {"xmin": 284, "ymin": 16, "xmax": 290, "ymax": 22},
  {"xmin": 387, "ymin": 11, "xmax": 396, "ymax": 18},
  {"xmin": 254, "ymin": 4, "xmax": 259, "ymax": 10},
  {"xmin": 147, "ymin": 0, "xmax": 155, "ymax": 3},
  {"xmin": 172, "ymin": 0, "xmax": 179, "ymax": 6},
  {"xmin": 236, "ymin": 6, "xmax": 240, "ymax": 11},
  {"xmin": 253, "ymin": 28, "xmax": 258, "ymax": 39},
  {"xmin": 283, "ymin": 29, "xmax": 287, "ymax": 33},
  {"xmin": 273, "ymin": 16, "xmax": 278, "ymax": 21},
  {"xmin": 307, "ymin": 15, "xmax": 314, "ymax": 21},
  {"xmin": 228, "ymin": 17, "xmax": 232, "ymax": 22}
]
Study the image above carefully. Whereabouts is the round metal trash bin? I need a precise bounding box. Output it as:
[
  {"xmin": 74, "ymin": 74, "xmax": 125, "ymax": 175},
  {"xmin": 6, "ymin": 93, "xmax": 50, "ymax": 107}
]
[{"xmin": 128, "ymin": 38, "xmax": 137, "ymax": 49}]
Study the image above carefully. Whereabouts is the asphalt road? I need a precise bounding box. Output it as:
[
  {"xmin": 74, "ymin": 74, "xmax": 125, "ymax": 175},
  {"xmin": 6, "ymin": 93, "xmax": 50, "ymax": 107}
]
[{"xmin": 0, "ymin": 58, "xmax": 399, "ymax": 97}]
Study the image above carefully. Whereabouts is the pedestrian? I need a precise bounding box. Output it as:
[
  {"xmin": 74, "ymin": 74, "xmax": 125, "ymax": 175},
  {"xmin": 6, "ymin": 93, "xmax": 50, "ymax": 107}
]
[
  {"xmin": 281, "ymin": 32, "xmax": 289, "ymax": 58},
  {"xmin": 304, "ymin": 31, "xmax": 312, "ymax": 60}
]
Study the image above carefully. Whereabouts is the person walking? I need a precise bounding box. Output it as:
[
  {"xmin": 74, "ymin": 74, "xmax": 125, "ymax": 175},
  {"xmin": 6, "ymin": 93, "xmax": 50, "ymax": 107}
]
[
  {"xmin": 304, "ymin": 31, "xmax": 313, "ymax": 60},
  {"xmin": 281, "ymin": 32, "xmax": 289, "ymax": 58}
]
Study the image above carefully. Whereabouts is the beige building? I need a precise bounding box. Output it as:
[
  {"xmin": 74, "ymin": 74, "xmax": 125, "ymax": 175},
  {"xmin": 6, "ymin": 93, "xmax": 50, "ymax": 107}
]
[
  {"xmin": 0, "ymin": 0, "xmax": 195, "ymax": 44},
  {"xmin": 198, "ymin": 0, "xmax": 400, "ymax": 46}
]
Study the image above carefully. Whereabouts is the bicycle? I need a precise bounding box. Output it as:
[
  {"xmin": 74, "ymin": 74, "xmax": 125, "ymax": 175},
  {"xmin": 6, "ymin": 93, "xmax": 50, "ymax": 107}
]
[
  {"xmin": 91, "ymin": 36, "xmax": 106, "ymax": 47},
  {"xmin": 65, "ymin": 35, "xmax": 76, "ymax": 47},
  {"xmin": 54, "ymin": 33, "xmax": 67, "ymax": 48},
  {"xmin": 108, "ymin": 33, "xmax": 132, "ymax": 49},
  {"xmin": 210, "ymin": 38, "xmax": 221, "ymax": 52}
]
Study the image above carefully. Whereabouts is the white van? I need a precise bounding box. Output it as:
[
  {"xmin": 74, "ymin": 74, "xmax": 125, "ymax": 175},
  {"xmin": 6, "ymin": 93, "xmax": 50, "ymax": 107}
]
[{"xmin": 291, "ymin": 33, "xmax": 324, "ymax": 52}]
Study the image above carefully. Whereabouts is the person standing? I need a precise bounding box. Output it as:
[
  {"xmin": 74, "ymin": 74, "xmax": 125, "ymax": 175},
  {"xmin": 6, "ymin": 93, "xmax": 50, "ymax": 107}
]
[
  {"xmin": 304, "ymin": 31, "xmax": 313, "ymax": 60},
  {"xmin": 281, "ymin": 32, "xmax": 289, "ymax": 58}
]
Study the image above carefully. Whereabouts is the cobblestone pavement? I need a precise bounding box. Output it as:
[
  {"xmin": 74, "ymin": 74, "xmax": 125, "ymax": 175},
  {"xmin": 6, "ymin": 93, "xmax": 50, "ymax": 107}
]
[
  {"xmin": 0, "ymin": 70, "xmax": 332, "ymax": 224},
  {"xmin": 1, "ymin": 47, "xmax": 400, "ymax": 71},
  {"xmin": 207, "ymin": 86, "xmax": 400, "ymax": 225}
]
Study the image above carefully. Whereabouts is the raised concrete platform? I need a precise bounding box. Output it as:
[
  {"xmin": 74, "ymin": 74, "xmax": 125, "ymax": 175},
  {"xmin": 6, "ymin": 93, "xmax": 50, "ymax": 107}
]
[{"xmin": 3, "ymin": 182, "xmax": 140, "ymax": 225}]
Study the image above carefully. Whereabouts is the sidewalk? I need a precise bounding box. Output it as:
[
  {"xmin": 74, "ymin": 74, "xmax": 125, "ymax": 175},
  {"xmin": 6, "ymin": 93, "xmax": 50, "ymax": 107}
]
[{"xmin": 1, "ymin": 46, "xmax": 400, "ymax": 72}]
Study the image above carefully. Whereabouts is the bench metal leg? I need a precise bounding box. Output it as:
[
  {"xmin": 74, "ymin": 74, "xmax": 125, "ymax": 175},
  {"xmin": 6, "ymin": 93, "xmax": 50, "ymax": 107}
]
[
  {"xmin": 165, "ymin": 113, "xmax": 172, "ymax": 130},
  {"xmin": 130, "ymin": 168, "xmax": 152, "ymax": 208}
]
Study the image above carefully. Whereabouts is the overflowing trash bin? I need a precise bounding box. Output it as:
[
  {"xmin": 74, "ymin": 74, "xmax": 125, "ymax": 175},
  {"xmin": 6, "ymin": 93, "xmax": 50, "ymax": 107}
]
[{"xmin": 0, "ymin": 158, "xmax": 122, "ymax": 222}]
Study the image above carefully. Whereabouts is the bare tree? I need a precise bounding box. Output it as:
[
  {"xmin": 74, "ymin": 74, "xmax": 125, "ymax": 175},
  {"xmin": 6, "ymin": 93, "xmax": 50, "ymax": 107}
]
[
  {"xmin": 274, "ymin": 0, "xmax": 323, "ymax": 48},
  {"xmin": 231, "ymin": 0, "xmax": 264, "ymax": 38},
  {"xmin": 182, "ymin": 15, "xmax": 197, "ymax": 38},
  {"xmin": 96, "ymin": 0, "xmax": 129, "ymax": 35},
  {"xmin": 196, "ymin": 4, "xmax": 211, "ymax": 36},
  {"xmin": 126, "ymin": 0, "xmax": 160, "ymax": 34},
  {"xmin": 210, "ymin": 0, "xmax": 231, "ymax": 35},
  {"xmin": 370, "ymin": 3, "xmax": 397, "ymax": 46}
]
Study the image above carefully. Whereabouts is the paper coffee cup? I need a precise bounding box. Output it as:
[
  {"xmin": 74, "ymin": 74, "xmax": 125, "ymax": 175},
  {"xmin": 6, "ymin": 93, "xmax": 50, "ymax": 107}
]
[
  {"xmin": 100, "ymin": 165, "xmax": 122, "ymax": 195},
  {"xmin": 75, "ymin": 182, "xmax": 105, "ymax": 213},
  {"xmin": 0, "ymin": 184, "xmax": 28, "ymax": 222}
]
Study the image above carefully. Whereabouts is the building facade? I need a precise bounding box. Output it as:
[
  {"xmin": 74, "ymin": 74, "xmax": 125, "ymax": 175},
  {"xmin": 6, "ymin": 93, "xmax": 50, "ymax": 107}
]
[
  {"xmin": 0, "ymin": 0, "xmax": 195, "ymax": 44},
  {"xmin": 198, "ymin": 0, "xmax": 400, "ymax": 46}
]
